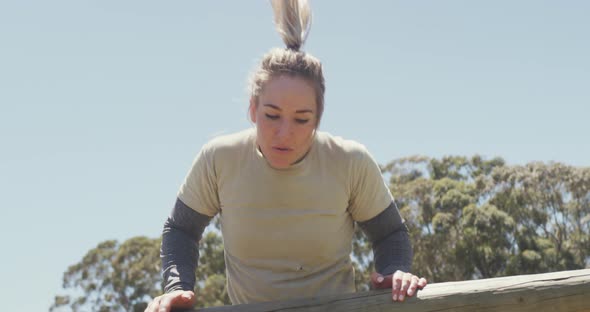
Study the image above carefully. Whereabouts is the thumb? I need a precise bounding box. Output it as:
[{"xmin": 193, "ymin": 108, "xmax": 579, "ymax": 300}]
[
  {"xmin": 172, "ymin": 291, "xmax": 196, "ymax": 308},
  {"xmin": 181, "ymin": 291, "xmax": 194, "ymax": 301},
  {"xmin": 371, "ymin": 272, "xmax": 392, "ymax": 289}
]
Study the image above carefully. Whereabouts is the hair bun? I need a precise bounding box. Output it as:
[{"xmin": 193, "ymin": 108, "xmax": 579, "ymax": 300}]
[{"xmin": 271, "ymin": 0, "xmax": 312, "ymax": 51}]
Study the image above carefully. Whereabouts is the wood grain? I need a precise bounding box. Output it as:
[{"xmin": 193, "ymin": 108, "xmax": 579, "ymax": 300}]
[{"xmin": 192, "ymin": 269, "xmax": 590, "ymax": 312}]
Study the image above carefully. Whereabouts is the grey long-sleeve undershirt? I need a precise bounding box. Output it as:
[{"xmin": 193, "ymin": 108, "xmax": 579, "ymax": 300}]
[
  {"xmin": 357, "ymin": 201, "xmax": 413, "ymax": 275},
  {"xmin": 161, "ymin": 199, "xmax": 413, "ymax": 292}
]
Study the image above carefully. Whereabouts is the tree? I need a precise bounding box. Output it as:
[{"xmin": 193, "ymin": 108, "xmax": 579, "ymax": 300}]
[
  {"xmin": 491, "ymin": 162, "xmax": 590, "ymax": 275},
  {"xmin": 192, "ymin": 231, "xmax": 230, "ymax": 307},
  {"xmin": 52, "ymin": 156, "xmax": 590, "ymax": 309},
  {"xmin": 51, "ymin": 231, "xmax": 230, "ymax": 311},
  {"xmin": 380, "ymin": 155, "xmax": 590, "ymax": 284},
  {"xmin": 50, "ymin": 236, "xmax": 162, "ymax": 312}
]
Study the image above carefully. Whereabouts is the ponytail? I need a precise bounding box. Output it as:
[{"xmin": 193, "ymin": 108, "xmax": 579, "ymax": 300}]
[{"xmin": 270, "ymin": 0, "xmax": 312, "ymax": 51}]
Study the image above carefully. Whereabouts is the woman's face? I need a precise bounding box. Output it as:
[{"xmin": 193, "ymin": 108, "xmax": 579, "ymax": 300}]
[{"xmin": 250, "ymin": 75, "xmax": 318, "ymax": 169}]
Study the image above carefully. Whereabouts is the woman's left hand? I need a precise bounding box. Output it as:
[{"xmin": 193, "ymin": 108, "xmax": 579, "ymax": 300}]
[{"xmin": 371, "ymin": 271, "xmax": 428, "ymax": 302}]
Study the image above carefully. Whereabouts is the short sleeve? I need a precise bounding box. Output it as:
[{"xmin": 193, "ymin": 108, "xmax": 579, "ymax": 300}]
[
  {"xmin": 177, "ymin": 145, "xmax": 220, "ymax": 217},
  {"xmin": 348, "ymin": 146, "xmax": 394, "ymax": 222}
]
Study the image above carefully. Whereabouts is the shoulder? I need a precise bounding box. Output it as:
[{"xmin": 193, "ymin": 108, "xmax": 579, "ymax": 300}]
[
  {"xmin": 315, "ymin": 131, "xmax": 382, "ymax": 184},
  {"xmin": 191, "ymin": 128, "xmax": 254, "ymax": 170},
  {"xmin": 201, "ymin": 128, "xmax": 255, "ymax": 155},
  {"xmin": 315, "ymin": 131, "xmax": 372, "ymax": 162}
]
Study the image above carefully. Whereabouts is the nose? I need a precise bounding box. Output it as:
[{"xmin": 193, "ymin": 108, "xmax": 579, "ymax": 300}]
[{"xmin": 276, "ymin": 120, "xmax": 293, "ymax": 139}]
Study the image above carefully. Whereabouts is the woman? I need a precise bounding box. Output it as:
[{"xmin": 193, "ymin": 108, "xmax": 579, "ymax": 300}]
[{"xmin": 146, "ymin": 1, "xmax": 426, "ymax": 311}]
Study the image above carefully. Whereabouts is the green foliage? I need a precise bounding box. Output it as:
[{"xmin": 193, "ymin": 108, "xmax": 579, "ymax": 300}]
[
  {"xmin": 383, "ymin": 155, "xmax": 590, "ymax": 283},
  {"xmin": 352, "ymin": 224, "xmax": 373, "ymax": 292},
  {"xmin": 52, "ymin": 156, "xmax": 590, "ymax": 309},
  {"xmin": 193, "ymin": 231, "xmax": 230, "ymax": 308},
  {"xmin": 51, "ymin": 230, "xmax": 230, "ymax": 311},
  {"xmin": 50, "ymin": 237, "xmax": 162, "ymax": 312}
]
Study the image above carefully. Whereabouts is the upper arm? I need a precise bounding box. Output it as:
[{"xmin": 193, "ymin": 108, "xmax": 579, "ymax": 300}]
[
  {"xmin": 357, "ymin": 201, "xmax": 407, "ymax": 244},
  {"xmin": 177, "ymin": 145, "xmax": 221, "ymax": 217},
  {"xmin": 167, "ymin": 198, "xmax": 213, "ymax": 242},
  {"xmin": 347, "ymin": 146, "xmax": 394, "ymax": 222}
]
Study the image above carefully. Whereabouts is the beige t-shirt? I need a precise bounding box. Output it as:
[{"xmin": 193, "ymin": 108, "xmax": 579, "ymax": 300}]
[{"xmin": 178, "ymin": 128, "xmax": 393, "ymax": 304}]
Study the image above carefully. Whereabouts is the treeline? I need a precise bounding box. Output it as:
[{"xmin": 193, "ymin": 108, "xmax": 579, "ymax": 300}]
[
  {"xmin": 51, "ymin": 156, "xmax": 590, "ymax": 311},
  {"xmin": 383, "ymin": 156, "xmax": 589, "ymax": 282}
]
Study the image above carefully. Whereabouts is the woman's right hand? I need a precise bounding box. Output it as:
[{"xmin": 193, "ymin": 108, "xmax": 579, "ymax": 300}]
[{"xmin": 145, "ymin": 290, "xmax": 196, "ymax": 312}]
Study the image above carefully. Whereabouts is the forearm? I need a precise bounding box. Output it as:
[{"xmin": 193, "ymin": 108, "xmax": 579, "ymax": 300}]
[
  {"xmin": 161, "ymin": 198, "xmax": 212, "ymax": 292},
  {"xmin": 372, "ymin": 228, "xmax": 413, "ymax": 275},
  {"xmin": 358, "ymin": 201, "xmax": 413, "ymax": 275}
]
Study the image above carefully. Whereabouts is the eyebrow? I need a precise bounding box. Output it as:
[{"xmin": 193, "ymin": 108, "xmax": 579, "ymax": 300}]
[{"xmin": 263, "ymin": 103, "xmax": 314, "ymax": 114}]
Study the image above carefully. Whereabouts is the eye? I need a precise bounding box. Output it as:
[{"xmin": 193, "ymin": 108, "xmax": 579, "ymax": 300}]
[
  {"xmin": 295, "ymin": 119, "xmax": 309, "ymax": 124},
  {"xmin": 265, "ymin": 114, "xmax": 279, "ymax": 120}
]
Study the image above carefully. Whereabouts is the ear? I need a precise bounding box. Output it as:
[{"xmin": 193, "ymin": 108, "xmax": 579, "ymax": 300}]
[{"xmin": 249, "ymin": 97, "xmax": 257, "ymax": 123}]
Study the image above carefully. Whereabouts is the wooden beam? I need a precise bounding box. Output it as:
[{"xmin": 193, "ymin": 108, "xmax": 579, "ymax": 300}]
[{"xmin": 193, "ymin": 269, "xmax": 590, "ymax": 312}]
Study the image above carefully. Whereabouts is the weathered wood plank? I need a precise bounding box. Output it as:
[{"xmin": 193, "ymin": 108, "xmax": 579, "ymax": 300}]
[{"xmin": 193, "ymin": 269, "xmax": 590, "ymax": 312}]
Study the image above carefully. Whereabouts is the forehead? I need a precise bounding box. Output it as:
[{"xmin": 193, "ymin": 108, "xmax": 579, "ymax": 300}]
[{"xmin": 259, "ymin": 75, "xmax": 316, "ymax": 111}]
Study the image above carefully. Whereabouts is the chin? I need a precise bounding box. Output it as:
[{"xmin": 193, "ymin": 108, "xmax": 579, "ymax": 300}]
[
  {"xmin": 267, "ymin": 156, "xmax": 292, "ymax": 169},
  {"xmin": 269, "ymin": 161, "xmax": 291, "ymax": 169}
]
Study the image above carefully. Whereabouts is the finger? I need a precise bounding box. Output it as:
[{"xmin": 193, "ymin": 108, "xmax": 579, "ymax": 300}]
[
  {"xmin": 158, "ymin": 295, "xmax": 174, "ymax": 312},
  {"xmin": 175, "ymin": 291, "xmax": 196, "ymax": 308},
  {"xmin": 407, "ymin": 276, "xmax": 420, "ymax": 297},
  {"xmin": 371, "ymin": 272, "xmax": 392, "ymax": 289},
  {"xmin": 391, "ymin": 270, "xmax": 404, "ymax": 301},
  {"xmin": 181, "ymin": 291, "xmax": 194, "ymax": 301},
  {"xmin": 398, "ymin": 273, "xmax": 413, "ymax": 301},
  {"xmin": 418, "ymin": 277, "xmax": 428, "ymax": 289},
  {"xmin": 370, "ymin": 272, "xmax": 383, "ymax": 288},
  {"xmin": 181, "ymin": 291, "xmax": 196, "ymax": 308},
  {"xmin": 147, "ymin": 297, "xmax": 161, "ymax": 312},
  {"xmin": 400, "ymin": 273, "xmax": 413, "ymax": 292}
]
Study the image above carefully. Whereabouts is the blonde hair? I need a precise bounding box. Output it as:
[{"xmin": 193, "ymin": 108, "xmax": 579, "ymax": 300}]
[{"xmin": 249, "ymin": 0, "xmax": 326, "ymax": 126}]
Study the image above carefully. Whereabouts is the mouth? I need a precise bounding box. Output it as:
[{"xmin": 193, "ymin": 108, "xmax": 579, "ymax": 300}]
[{"xmin": 272, "ymin": 146, "xmax": 293, "ymax": 153}]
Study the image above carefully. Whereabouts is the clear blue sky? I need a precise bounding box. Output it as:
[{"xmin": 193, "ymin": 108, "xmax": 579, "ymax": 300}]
[{"xmin": 1, "ymin": 1, "xmax": 589, "ymax": 310}]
